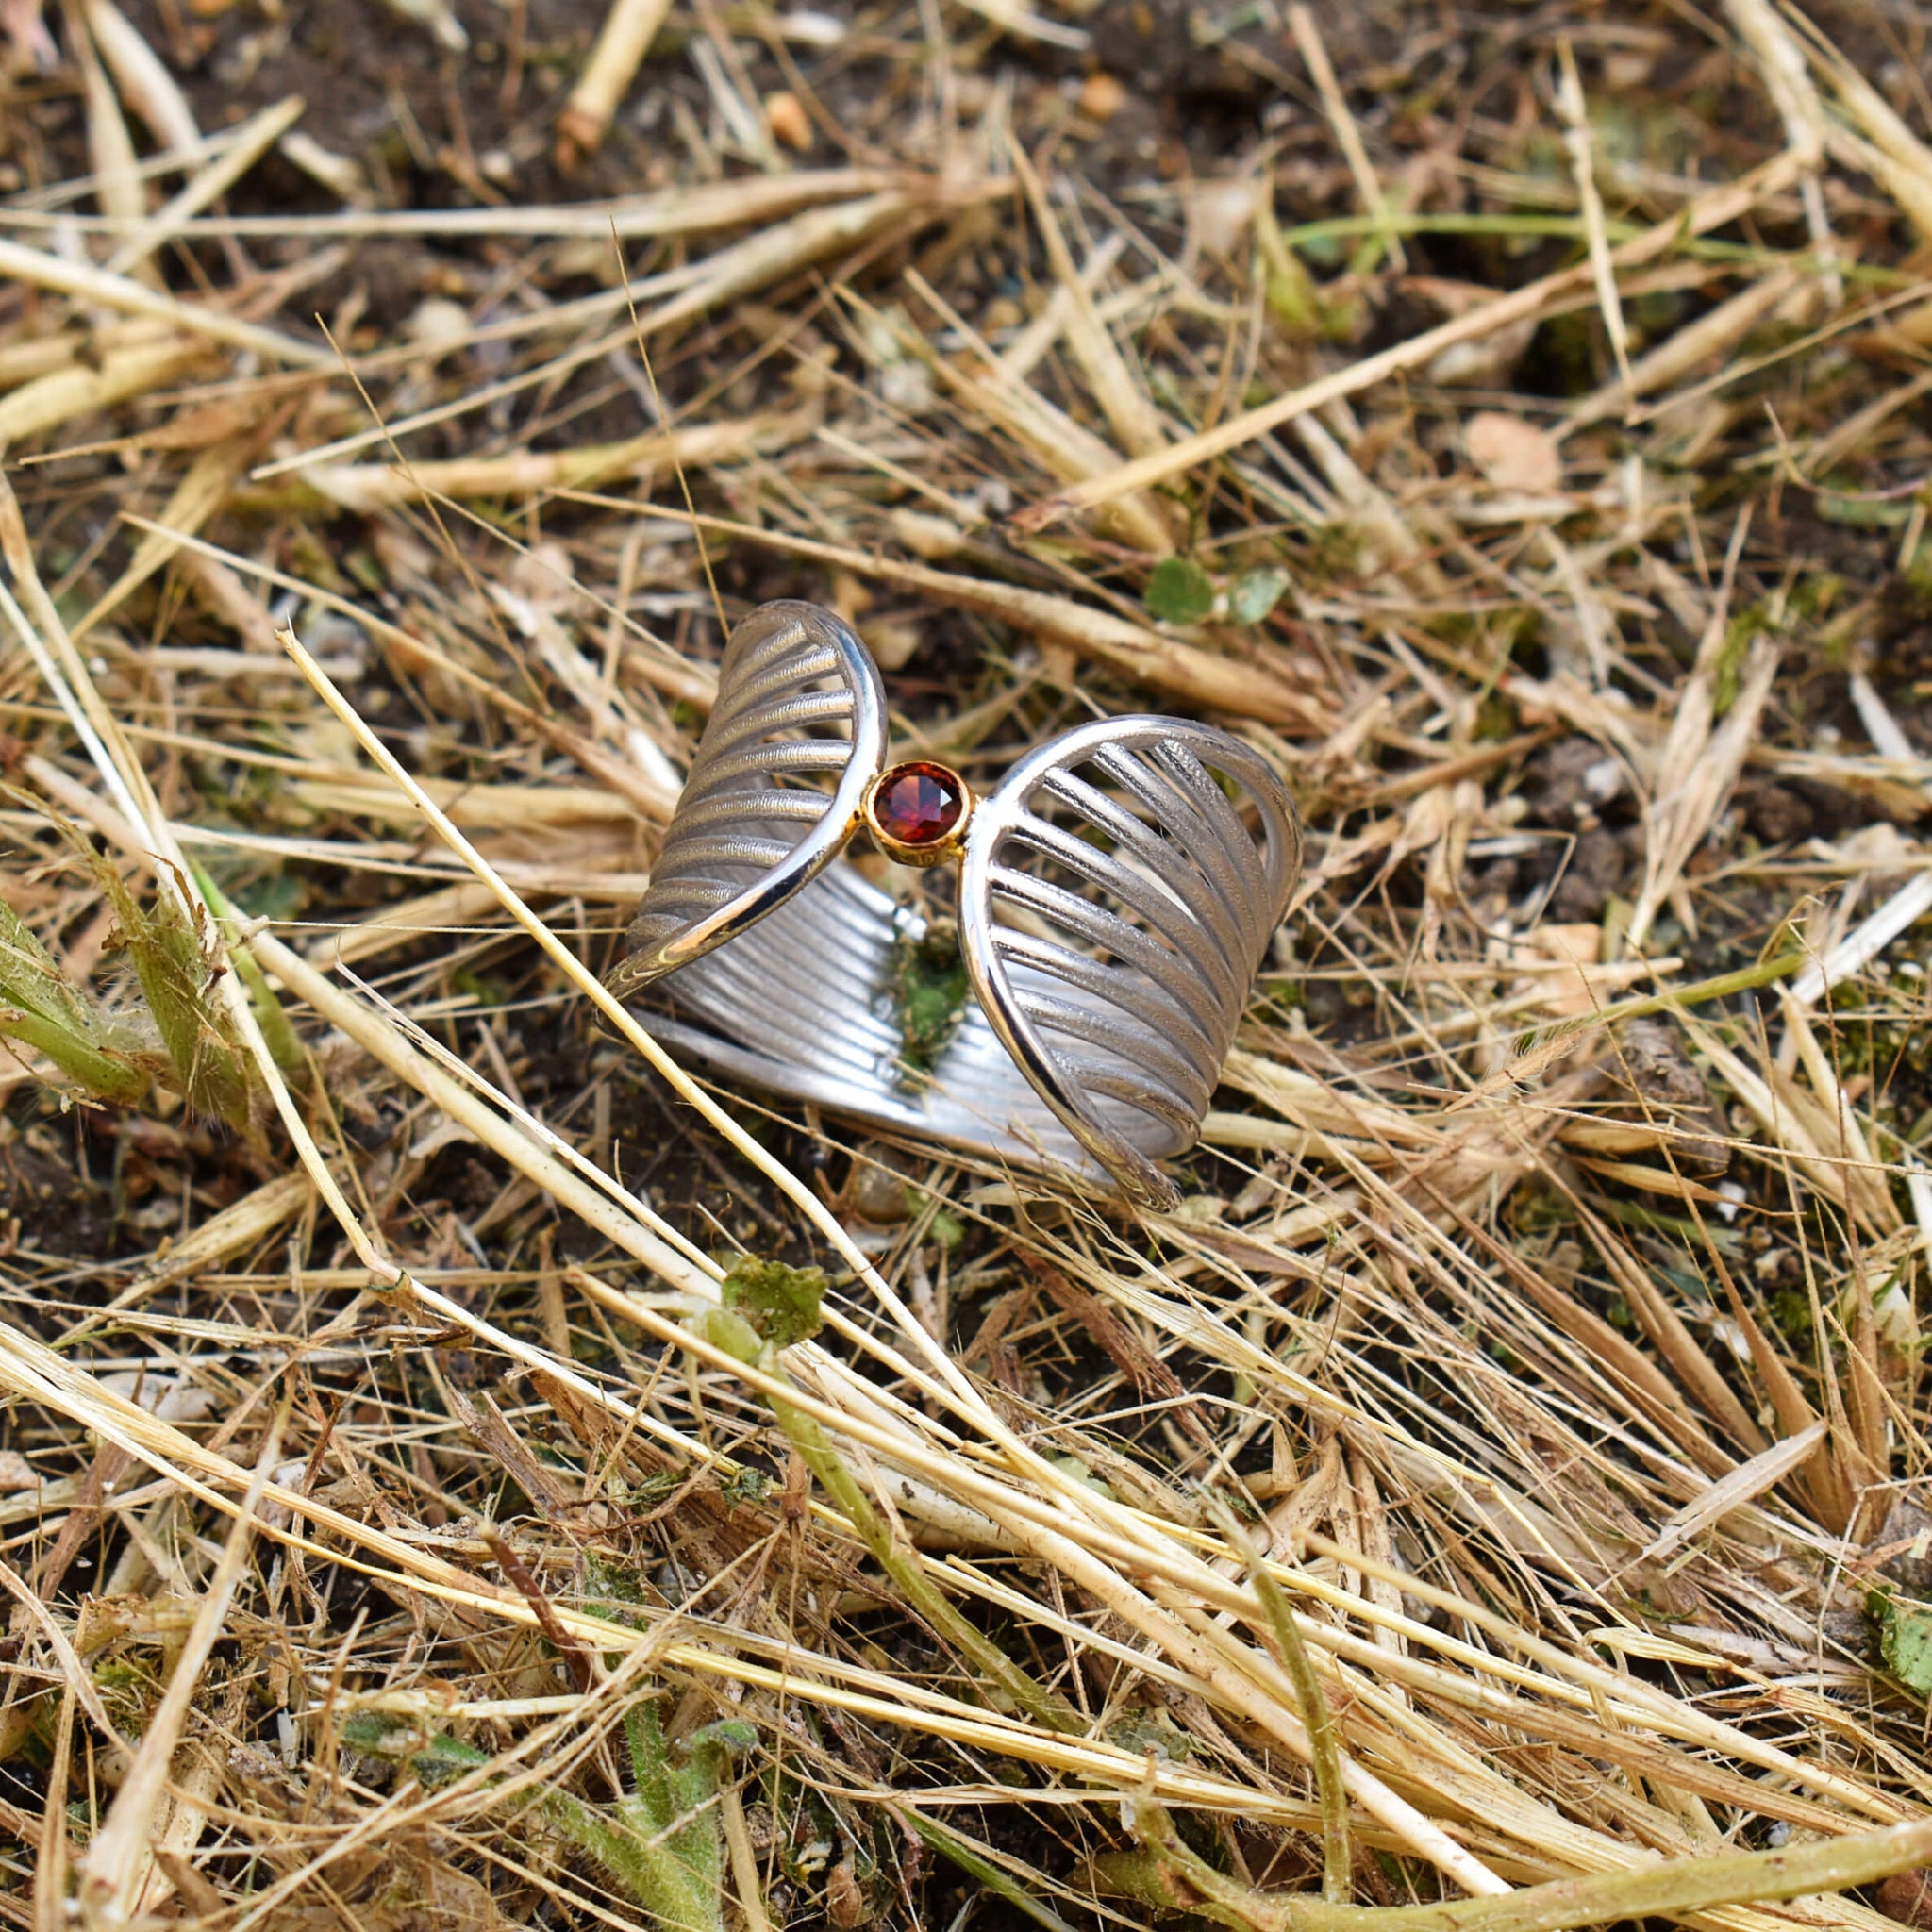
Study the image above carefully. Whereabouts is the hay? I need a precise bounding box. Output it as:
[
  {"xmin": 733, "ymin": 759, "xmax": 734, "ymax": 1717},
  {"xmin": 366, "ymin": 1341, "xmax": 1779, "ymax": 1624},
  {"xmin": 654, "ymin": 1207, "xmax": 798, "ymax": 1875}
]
[{"xmin": 3, "ymin": 1, "xmax": 1932, "ymax": 1926}]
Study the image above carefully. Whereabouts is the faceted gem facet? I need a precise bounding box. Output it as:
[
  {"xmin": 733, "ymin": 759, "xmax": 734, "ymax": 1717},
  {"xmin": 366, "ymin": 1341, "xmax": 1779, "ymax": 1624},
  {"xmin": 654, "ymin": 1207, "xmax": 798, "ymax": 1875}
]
[{"xmin": 873, "ymin": 761, "xmax": 966, "ymax": 847}]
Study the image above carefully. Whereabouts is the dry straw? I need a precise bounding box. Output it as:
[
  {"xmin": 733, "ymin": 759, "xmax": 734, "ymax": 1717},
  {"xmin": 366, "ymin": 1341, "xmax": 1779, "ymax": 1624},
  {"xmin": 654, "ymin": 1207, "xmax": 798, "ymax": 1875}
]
[{"xmin": 2, "ymin": 0, "xmax": 1931, "ymax": 1926}]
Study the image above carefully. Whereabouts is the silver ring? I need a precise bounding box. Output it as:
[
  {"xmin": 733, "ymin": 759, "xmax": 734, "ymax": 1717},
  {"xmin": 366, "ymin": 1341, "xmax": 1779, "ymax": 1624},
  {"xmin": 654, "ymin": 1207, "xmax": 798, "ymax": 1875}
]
[{"xmin": 605, "ymin": 601, "xmax": 1302, "ymax": 1209}]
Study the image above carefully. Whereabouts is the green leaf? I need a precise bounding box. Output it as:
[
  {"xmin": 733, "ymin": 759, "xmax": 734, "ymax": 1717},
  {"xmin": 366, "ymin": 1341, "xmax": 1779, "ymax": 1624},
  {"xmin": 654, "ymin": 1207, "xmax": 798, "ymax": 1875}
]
[
  {"xmin": 895, "ymin": 1808, "xmax": 1084, "ymax": 1932},
  {"xmin": 0, "ymin": 896, "xmax": 151, "ymax": 1106},
  {"xmin": 1144, "ymin": 558, "xmax": 1216, "ymax": 625},
  {"xmin": 77, "ymin": 847, "xmax": 257, "ymax": 1133},
  {"xmin": 1874, "ymin": 1591, "xmax": 1932, "ymax": 1696},
  {"xmin": 721, "ymin": 1254, "xmax": 827, "ymax": 1352},
  {"xmin": 889, "ymin": 919, "xmax": 970, "ymax": 1073},
  {"xmin": 1228, "ymin": 568, "xmax": 1289, "ymax": 625}
]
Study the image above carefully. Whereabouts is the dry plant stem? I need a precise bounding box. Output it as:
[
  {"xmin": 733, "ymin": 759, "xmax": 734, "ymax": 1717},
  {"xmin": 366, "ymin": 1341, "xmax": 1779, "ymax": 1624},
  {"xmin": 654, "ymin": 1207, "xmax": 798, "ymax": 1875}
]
[
  {"xmin": 1008, "ymin": 138, "xmax": 1172, "ymax": 462},
  {"xmin": 558, "ymin": 0, "xmax": 674, "ymax": 158},
  {"xmin": 0, "ymin": 234, "xmax": 328, "ymax": 365},
  {"xmin": 1554, "ymin": 37, "xmax": 1629, "ymax": 398},
  {"xmin": 75, "ymin": 440, "xmax": 263, "ymax": 641},
  {"xmin": 1289, "ymin": 5, "xmax": 1404, "ymax": 272},
  {"xmin": 576, "ymin": 503, "xmax": 1310, "ymax": 724},
  {"xmin": 3, "ymin": 166, "xmax": 902, "ymax": 239},
  {"xmin": 700, "ymin": 1316, "xmax": 1074, "ymax": 1733},
  {"xmin": 83, "ymin": 0, "xmax": 200, "ymax": 155},
  {"xmin": 720, "ymin": 1785, "xmax": 774, "ymax": 1932},
  {"xmin": 0, "ymin": 334, "xmax": 211, "ymax": 445},
  {"xmin": 1021, "ymin": 148, "xmax": 1807, "ymax": 523},
  {"xmin": 64, "ymin": 0, "xmax": 143, "ymax": 254},
  {"xmin": 76, "ymin": 1410, "xmax": 283, "ymax": 1927},
  {"xmin": 35, "ymin": 1687, "xmax": 75, "ymax": 1932},
  {"xmin": 291, "ymin": 409, "xmax": 805, "ymax": 509},
  {"xmin": 102, "ymin": 92, "xmax": 304, "ymax": 278}
]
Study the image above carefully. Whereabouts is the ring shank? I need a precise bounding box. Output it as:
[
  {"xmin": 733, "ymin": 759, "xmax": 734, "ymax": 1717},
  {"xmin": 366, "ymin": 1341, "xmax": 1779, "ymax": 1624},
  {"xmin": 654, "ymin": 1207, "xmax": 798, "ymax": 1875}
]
[{"xmin": 632, "ymin": 861, "xmax": 1180, "ymax": 1188}]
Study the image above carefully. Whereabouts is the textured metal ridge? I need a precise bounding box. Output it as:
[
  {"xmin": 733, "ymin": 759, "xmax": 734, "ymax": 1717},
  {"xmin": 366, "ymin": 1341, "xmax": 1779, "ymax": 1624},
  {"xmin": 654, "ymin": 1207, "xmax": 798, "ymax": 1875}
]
[
  {"xmin": 605, "ymin": 601, "xmax": 888, "ymax": 999},
  {"xmin": 605, "ymin": 602, "xmax": 1301, "ymax": 1209},
  {"xmin": 958, "ymin": 718, "xmax": 1301, "ymax": 1208}
]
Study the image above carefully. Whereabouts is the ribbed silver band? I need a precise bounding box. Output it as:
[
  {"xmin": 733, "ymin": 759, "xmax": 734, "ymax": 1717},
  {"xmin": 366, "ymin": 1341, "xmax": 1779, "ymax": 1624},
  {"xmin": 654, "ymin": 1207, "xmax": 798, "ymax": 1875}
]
[
  {"xmin": 641, "ymin": 862, "xmax": 1111, "ymax": 1186},
  {"xmin": 606, "ymin": 603, "xmax": 1302, "ymax": 1208}
]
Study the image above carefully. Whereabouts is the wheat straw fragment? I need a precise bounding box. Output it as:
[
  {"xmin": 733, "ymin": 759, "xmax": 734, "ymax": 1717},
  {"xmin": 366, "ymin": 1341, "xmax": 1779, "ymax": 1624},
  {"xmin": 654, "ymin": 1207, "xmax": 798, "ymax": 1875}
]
[
  {"xmin": 0, "ymin": 335, "xmax": 211, "ymax": 443},
  {"xmin": 0, "ymin": 236, "xmax": 330, "ymax": 368},
  {"xmin": 83, "ymin": 0, "xmax": 199, "ymax": 157},
  {"xmin": 1008, "ymin": 139, "xmax": 1170, "ymax": 460},
  {"xmin": 294, "ymin": 777, "xmax": 641, "ymax": 828},
  {"xmin": 103, "ymin": 92, "xmax": 304, "ymax": 279},
  {"xmin": 1289, "ymin": 6, "xmax": 1405, "ymax": 272},
  {"xmin": 78, "ymin": 1170, "xmax": 316, "ymax": 1329},
  {"xmin": 1637, "ymin": 1420, "xmax": 1827, "ymax": 1563},
  {"xmin": 308, "ymin": 879, "xmax": 505, "ymax": 969},
  {"xmin": 950, "ymin": 0, "xmax": 1087, "ymax": 47},
  {"xmin": 1555, "ymin": 39, "xmax": 1629, "ymax": 401},
  {"xmin": 1566, "ymin": 271, "xmax": 1802, "ymax": 431},
  {"xmin": 0, "ymin": 317, "xmax": 165, "ymax": 389},
  {"xmin": 290, "ymin": 411, "xmax": 807, "ymax": 510},
  {"xmin": 1628, "ymin": 616, "xmax": 1777, "ymax": 949},
  {"xmin": 557, "ymin": 0, "xmax": 675, "ymax": 161},
  {"xmin": 1566, "ymin": 1156, "xmax": 1721, "ymax": 1202},
  {"xmin": 73, "ymin": 441, "xmax": 258, "ymax": 641},
  {"xmin": 67, "ymin": 0, "xmax": 146, "ymax": 255},
  {"xmin": 1788, "ymin": 870, "xmax": 1932, "ymax": 1006},
  {"xmin": 76, "ymin": 1418, "xmax": 279, "ymax": 1928},
  {"xmin": 1019, "ymin": 149, "xmax": 1807, "ymax": 522},
  {"xmin": 599, "ymin": 507, "xmax": 1311, "ymax": 724},
  {"xmin": 1724, "ymin": 0, "xmax": 1839, "ymax": 298},
  {"xmin": 0, "ymin": 168, "xmax": 905, "ymax": 241},
  {"xmin": 890, "ymin": 271, "xmax": 1177, "ymax": 555}
]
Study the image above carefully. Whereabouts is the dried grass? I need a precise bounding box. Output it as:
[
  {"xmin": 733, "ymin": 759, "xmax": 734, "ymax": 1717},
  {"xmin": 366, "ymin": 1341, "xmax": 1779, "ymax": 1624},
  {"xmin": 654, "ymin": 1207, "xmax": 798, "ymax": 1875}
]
[{"xmin": 3, "ymin": 2, "xmax": 1932, "ymax": 1928}]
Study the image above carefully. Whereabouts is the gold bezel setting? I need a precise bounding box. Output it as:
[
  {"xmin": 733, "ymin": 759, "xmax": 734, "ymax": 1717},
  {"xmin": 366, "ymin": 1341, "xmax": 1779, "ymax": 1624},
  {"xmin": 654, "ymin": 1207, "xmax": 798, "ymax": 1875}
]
[{"xmin": 861, "ymin": 759, "xmax": 975, "ymax": 867}]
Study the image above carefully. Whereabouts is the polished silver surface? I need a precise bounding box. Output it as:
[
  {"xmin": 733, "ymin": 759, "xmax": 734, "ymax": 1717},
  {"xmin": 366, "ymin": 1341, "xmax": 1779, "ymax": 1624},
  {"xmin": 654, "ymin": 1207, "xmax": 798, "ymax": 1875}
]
[
  {"xmin": 607, "ymin": 602, "xmax": 1301, "ymax": 1210},
  {"xmin": 606, "ymin": 601, "xmax": 888, "ymax": 998}
]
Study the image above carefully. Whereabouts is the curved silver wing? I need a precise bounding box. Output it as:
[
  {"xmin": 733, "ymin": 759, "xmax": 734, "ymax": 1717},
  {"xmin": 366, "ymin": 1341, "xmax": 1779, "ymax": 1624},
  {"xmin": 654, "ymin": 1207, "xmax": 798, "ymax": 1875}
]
[
  {"xmin": 958, "ymin": 719, "xmax": 1302, "ymax": 1208},
  {"xmin": 606, "ymin": 602, "xmax": 887, "ymax": 1000}
]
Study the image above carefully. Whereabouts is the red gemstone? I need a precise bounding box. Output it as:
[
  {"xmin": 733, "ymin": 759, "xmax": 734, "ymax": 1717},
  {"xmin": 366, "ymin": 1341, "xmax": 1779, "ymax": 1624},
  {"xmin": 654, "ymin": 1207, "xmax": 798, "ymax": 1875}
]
[{"xmin": 873, "ymin": 761, "xmax": 965, "ymax": 846}]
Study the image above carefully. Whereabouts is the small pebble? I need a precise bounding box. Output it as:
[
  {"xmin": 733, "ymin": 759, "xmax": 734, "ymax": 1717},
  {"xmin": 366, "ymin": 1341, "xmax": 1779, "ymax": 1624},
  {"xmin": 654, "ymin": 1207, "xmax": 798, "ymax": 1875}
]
[
  {"xmin": 765, "ymin": 91, "xmax": 813, "ymax": 153},
  {"xmin": 1078, "ymin": 72, "xmax": 1126, "ymax": 122}
]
